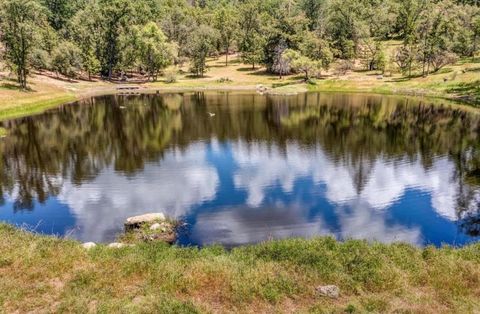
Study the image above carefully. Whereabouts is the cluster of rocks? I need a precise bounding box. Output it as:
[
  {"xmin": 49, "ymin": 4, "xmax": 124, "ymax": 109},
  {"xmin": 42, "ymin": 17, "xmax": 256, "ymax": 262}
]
[{"xmin": 82, "ymin": 212, "xmax": 177, "ymax": 249}]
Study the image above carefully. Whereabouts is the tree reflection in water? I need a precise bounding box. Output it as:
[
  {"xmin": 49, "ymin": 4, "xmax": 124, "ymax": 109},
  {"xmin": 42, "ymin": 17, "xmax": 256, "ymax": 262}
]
[{"xmin": 0, "ymin": 92, "xmax": 479, "ymax": 244}]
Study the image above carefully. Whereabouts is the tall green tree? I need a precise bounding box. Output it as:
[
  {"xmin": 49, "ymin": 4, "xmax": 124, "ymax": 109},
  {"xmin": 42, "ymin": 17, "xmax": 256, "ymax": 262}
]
[
  {"xmin": 300, "ymin": 0, "xmax": 326, "ymax": 31},
  {"xmin": 0, "ymin": 0, "xmax": 45, "ymax": 88},
  {"xmin": 473, "ymin": 15, "xmax": 480, "ymax": 57},
  {"xmin": 40, "ymin": 0, "xmax": 83, "ymax": 31},
  {"xmin": 97, "ymin": 0, "xmax": 133, "ymax": 78},
  {"xmin": 187, "ymin": 25, "xmax": 218, "ymax": 77},
  {"xmin": 326, "ymin": 0, "xmax": 369, "ymax": 58},
  {"xmin": 69, "ymin": 2, "xmax": 103, "ymax": 80},
  {"xmin": 214, "ymin": 5, "xmax": 238, "ymax": 66},
  {"xmin": 138, "ymin": 22, "xmax": 175, "ymax": 81},
  {"xmin": 416, "ymin": 0, "xmax": 459, "ymax": 76},
  {"xmin": 238, "ymin": 0, "xmax": 265, "ymax": 69},
  {"xmin": 396, "ymin": 0, "xmax": 429, "ymax": 44}
]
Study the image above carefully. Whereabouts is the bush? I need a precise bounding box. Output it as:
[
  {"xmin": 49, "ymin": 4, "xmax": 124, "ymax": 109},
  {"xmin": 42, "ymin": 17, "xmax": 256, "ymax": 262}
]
[
  {"xmin": 30, "ymin": 49, "xmax": 50, "ymax": 71},
  {"xmin": 431, "ymin": 51, "xmax": 458, "ymax": 73},
  {"xmin": 51, "ymin": 41, "xmax": 83, "ymax": 78},
  {"xmin": 164, "ymin": 68, "xmax": 178, "ymax": 83},
  {"xmin": 334, "ymin": 60, "xmax": 354, "ymax": 76},
  {"xmin": 216, "ymin": 77, "xmax": 232, "ymax": 83}
]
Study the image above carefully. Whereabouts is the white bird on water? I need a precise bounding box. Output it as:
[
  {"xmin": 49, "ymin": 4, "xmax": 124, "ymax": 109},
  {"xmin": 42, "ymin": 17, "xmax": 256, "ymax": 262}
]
[{"xmin": 208, "ymin": 112, "xmax": 216, "ymax": 117}]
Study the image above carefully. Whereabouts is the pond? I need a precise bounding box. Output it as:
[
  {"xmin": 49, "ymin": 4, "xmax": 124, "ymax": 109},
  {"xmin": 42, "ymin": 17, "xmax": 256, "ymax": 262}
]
[{"xmin": 0, "ymin": 92, "xmax": 479, "ymax": 247}]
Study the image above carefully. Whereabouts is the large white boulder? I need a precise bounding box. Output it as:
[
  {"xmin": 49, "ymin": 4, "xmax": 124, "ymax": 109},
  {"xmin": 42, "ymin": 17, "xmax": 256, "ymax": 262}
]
[{"xmin": 124, "ymin": 213, "xmax": 166, "ymax": 229}]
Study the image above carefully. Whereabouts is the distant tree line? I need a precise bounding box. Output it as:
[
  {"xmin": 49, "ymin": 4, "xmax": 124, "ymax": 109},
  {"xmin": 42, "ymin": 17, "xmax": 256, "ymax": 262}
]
[{"xmin": 1, "ymin": 0, "xmax": 480, "ymax": 88}]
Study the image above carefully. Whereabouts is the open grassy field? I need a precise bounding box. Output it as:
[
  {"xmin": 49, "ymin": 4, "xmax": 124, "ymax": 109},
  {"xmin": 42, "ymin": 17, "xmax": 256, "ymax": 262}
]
[{"xmin": 1, "ymin": 224, "xmax": 479, "ymax": 313}]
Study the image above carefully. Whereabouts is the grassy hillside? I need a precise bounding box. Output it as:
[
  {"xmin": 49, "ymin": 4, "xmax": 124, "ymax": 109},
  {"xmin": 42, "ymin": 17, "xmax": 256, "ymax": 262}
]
[
  {"xmin": 1, "ymin": 224, "xmax": 480, "ymax": 313},
  {"xmin": 1, "ymin": 43, "xmax": 479, "ymax": 121}
]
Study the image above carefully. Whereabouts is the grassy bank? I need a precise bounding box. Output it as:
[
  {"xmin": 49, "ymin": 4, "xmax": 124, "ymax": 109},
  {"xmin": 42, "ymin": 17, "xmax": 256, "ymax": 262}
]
[
  {"xmin": 1, "ymin": 224, "xmax": 479, "ymax": 313},
  {"xmin": 0, "ymin": 94, "xmax": 77, "ymax": 121}
]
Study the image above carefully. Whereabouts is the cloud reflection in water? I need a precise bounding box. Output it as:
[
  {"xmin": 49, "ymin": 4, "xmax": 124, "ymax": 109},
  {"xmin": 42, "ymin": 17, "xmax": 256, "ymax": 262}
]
[
  {"xmin": 56, "ymin": 143, "xmax": 219, "ymax": 242},
  {"xmin": 44, "ymin": 139, "xmax": 473, "ymax": 246}
]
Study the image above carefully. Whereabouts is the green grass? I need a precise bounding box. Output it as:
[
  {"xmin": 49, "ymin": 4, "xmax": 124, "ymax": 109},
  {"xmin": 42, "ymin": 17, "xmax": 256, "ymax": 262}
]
[
  {"xmin": 447, "ymin": 80, "xmax": 480, "ymax": 104},
  {"xmin": 0, "ymin": 94, "xmax": 77, "ymax": 121},
  {"xmin": 1, "ymin": 223, "xmax": 479, "ymax": 313}
]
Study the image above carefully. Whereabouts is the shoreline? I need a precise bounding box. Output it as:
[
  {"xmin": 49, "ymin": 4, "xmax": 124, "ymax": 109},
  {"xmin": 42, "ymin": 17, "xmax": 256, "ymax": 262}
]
[
  {"xmin": 2, "ymin": 220, "xmax": 477, "ymax": 249},
  {"xmin": 0, "ymin": 81, "xmax": 479, "ymax": 122}
]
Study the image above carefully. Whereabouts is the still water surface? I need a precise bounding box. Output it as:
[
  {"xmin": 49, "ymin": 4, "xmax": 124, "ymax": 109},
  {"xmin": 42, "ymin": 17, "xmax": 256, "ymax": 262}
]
[{"xmin": 0, "ymin": 92, "xmax": 479, "ymax": 247}]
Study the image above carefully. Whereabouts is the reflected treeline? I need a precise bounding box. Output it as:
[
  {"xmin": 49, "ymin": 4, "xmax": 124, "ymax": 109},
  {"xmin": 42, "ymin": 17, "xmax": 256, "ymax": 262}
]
[
  {"xmin": 0, "ymin": 95, "xmax": 182, "ymax": 210},
  {"xmin": 0, "ymin": 92, "xmax": 479, "ymax": 226}
]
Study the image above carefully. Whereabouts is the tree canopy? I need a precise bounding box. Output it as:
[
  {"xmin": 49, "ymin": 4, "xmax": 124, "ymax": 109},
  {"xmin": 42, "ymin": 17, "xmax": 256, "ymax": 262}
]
[{"xmin": 0, "ymin": 0, "xmax": 479, "ymax": 87}]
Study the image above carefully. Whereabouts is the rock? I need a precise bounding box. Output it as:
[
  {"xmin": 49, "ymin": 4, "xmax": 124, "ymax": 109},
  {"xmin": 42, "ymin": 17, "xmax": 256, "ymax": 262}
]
[
  {"xmin": 108, "ymin": 242, "xmax": 126, "ymax": 249},
  {"xmin": 256, "ymin": 84, "xmax": 268, "ymax": 92},
  {"xmin": 82, "ymin": 242, "xmax": 96, "ymax": 250},
  {"xmin": 316, "ymin": 285, "xmax": 340, "ymax": 299},
  {"xmin": 150, "ymin": 223, "xmax": 162, "ymax": 231},
  {"xmin": 142, "ymin": 231, "xmax": 176, "ymax": 244},
  {"xmin": 124, "ymin": 212, "xmax": 178, "ymax": 244},
  {"xmin": 125, "ymin": 212, "xmax": 166, "ymax": 230}
]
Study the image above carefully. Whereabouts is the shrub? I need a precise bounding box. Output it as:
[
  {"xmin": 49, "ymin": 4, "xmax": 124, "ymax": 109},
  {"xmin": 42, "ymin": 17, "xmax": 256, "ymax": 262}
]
[
  {"xmin": 51, "ymin": 41, "xmax": 83, "ymax": 78},
  {"xmin": 216, "ymin": 77, "xmax": 232, "ymax": 83},
  {"xmin": 30, "ymin": 49, "xmax": 50, "ymax": 71},
  {"xmin": 431, "ymin": 51, "xmax": 458, "ymax": 73},
  {"xmin": 334, "ymin": 60, "xmax": 354, "ymax": 76},
  {"xmin": 164, "ymin": 68, "xmax": 178, "ymax": 83}
]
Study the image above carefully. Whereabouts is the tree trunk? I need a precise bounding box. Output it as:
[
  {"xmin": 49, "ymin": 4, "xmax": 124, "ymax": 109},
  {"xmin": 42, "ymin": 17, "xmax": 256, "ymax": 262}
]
[
  {"xmin": 473, "ymin": 34, "xmax": 478, "ymax": 58},
  {"xmin": 422, "ymin": 52, "xmax": 427, "ymax": 77},
  {"xmin": 18, "ymin": 69, "xmax": 26, "ymax": 89},
  {"xmin": 225, "ymin": 47, "xmax": 229, "ymax": 66}
]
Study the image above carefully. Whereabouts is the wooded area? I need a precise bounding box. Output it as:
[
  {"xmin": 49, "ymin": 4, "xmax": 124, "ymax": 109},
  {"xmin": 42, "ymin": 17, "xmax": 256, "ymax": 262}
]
[{"xmin": 0, "ymin": 0, "xmax": 479, "ymax": 88}]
